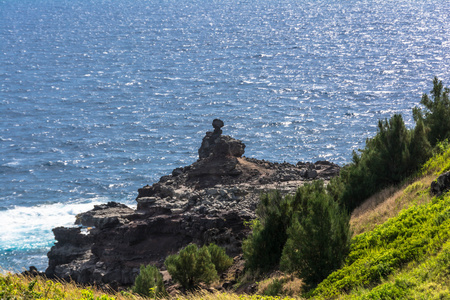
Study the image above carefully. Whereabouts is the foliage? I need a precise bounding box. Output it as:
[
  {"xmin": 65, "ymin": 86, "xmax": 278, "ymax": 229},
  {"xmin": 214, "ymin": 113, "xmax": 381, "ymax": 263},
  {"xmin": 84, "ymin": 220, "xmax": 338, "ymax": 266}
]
[
  {"xmin": 413, "ymin": 76, "xmax": 450, "ymax": 146},
  {"xmin": 243, "ymin": 182, "xmax": 350, "ymax": 292},
  {"xmin": 0, "ymin": 273, "xmax": 305, "ymax": 300},
  {"xmin": 336, "ymin": 113, "xmax": 431, "ymax": 211},
  {"xmin": 280, "ymin": 181, "xmax": 351, "ymax": 290},
  {"xmin": 312, "ymin": 145, "xmax": 450, "ymax": 298},
  {"xmin": 256, "ymin": 275, "xmax": 303, "ymax": 297},
  {"xmin": 0, "ymin": 273, "xmax": 120, "ymax": 300},
  {"xmin": 422, "ymin": 139, "xmax": 450, "ymax": 176},
  {"xmin": 174, "ymin": 290, "xmax": 302, "ymax": 300},
  {"xmin": 132, "ymin": 264, "xmax": 166, "ymax": 297},
  {"xmin": 262, "ymin": 279, "xmax": 284, "ymax": 296},
  {"xmin": 207, "ymin": 243, "xmax": 233, "ymax": 274},
  {"xmin": 242, "ymin": 191, "xmax": 293, "ymax": 271},
  {"xmin": 330, "ymin": 78, "xmax": 450, "ymax": 211},
  {"xmin": 165, "ymin": 244, "xmax": 218, "ymax": 290},
  {"xmin": 165, "ymin": 243, "xmax": 232, "ymax": 290}
]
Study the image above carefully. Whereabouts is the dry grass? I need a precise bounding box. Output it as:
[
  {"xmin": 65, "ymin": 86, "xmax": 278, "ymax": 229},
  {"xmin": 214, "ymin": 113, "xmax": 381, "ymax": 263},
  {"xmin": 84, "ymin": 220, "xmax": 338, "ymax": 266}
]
[
  {"xmin": 350, "ymin": 175, "xmax": 435, "ymax": 236},
  {"xmin": 279, "ymin": 277, "xmax": 304, "ymax": 297},
  {"xmin": 177, "ymin": 289, "xmax": 303, "ymax": 300},
  {"xmin": 0, "ymin": 272, "xmax": 303, "ymax": 300},
  {"xmin": 255, "ymin": 273, "xmax": 303, "ymax": 297},
  {"xmin": 0, "ymin": 271, "xmax": 144, "ymax": 299}
]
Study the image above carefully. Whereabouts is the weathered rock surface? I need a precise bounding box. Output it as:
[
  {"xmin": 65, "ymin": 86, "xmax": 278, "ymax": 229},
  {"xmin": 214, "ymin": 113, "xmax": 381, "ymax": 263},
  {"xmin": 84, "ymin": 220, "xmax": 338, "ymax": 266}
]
[
  {"xmin": 46, "ymin": 120, "xmax": 340, "ymax": 288},
  {"xmin": 431, "ymin": 171, "xmax": 450, "ymax": 196}
]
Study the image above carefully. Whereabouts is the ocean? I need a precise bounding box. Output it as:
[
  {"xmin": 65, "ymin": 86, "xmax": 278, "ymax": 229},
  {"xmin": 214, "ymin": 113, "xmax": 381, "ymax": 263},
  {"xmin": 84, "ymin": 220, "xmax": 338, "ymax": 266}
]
[{"xmin": 0, "ymin": 0, "xmax": 449, "ymax": 272}]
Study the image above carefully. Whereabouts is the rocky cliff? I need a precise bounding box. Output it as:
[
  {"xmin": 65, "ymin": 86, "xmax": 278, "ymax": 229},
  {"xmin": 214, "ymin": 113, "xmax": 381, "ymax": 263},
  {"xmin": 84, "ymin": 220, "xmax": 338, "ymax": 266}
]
[{"xmin": 45, "ymin": 119, "xmax": 340, "ymax": 288}]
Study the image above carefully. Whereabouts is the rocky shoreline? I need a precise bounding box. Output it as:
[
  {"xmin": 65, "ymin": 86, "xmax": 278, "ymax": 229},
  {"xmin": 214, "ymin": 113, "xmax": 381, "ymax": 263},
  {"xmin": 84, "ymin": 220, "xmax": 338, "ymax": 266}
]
[{"xmin": 45, "ymin": 120, "xmax": 340, "ymax": 289}]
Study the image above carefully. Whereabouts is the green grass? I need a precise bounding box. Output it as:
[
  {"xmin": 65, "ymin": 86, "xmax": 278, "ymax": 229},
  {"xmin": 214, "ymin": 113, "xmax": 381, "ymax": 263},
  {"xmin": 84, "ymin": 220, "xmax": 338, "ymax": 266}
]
[
  {"xmin": 311, "ymin": 146, "xmax": 450, "ymax": 299},
  {"xmin": 3, "ymin": 145, "xmax": 450, "ymax": 300},
  {"xmin": 0, "ymin": 272, "xmax": 305, "ymax": 300},
  {"xmin": 0, "ymin": 272, "xmax": 126, "ymax": 299},
  {"xmin": 421, "ymin": 140, "xmax": 450, "ymax": 176}
]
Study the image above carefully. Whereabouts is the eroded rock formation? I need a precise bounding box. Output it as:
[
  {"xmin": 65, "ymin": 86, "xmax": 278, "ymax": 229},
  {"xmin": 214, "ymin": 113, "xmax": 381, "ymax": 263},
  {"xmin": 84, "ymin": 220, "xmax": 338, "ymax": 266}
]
[{"xmin": 45, "ymin": 120, "xmax": 340, "ymax": 288}]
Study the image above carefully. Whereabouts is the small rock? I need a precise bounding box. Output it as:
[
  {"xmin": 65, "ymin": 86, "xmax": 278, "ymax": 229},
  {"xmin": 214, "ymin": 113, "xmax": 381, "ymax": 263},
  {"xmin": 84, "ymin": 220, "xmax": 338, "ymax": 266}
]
[
  {"xmin": 172, "ymin": 168, "xmax": 184, "ymax": 177},
  {"xmin": 305, "ymin": 169, "xmax": 318, "ymax": 179},
  {"xmin": 431, "ymin": 171, "xmax": 450, "ymax": 196},
  {"xmin": 212, "ymin": 119, "xmax": 224, "ymax": 131}
]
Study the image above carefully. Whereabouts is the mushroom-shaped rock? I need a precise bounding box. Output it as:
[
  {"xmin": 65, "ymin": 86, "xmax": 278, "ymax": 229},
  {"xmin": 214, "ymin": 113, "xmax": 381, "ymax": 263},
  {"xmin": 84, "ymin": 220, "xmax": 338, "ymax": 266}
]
[
  {"xmin": 198, "ymin": 119, "xmax": 245, "ymax": 159},
  {"xmin": 212, "ymin": 119, "xmax": 224, "ymax": 132}
]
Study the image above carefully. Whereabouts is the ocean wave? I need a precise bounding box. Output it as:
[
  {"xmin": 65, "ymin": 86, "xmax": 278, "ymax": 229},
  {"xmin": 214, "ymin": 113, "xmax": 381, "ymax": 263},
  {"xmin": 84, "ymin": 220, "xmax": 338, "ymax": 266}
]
[{"xmin": 0, "ymin": 200, "xmax": 107, "ymax": 254}]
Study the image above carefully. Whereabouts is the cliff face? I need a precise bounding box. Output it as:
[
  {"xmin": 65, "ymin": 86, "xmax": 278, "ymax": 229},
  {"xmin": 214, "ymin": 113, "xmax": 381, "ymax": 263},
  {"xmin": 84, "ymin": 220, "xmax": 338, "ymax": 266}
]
[{"xmin": 45, "ymin": 120, "xmax": 339, "ymax": 288}]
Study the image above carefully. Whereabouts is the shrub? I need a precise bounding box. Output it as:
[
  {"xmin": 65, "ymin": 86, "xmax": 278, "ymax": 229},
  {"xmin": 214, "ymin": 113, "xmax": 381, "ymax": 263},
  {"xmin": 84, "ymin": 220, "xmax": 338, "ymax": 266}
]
[
  {"xmin": 262, "ymin": 278, "xmax": 284, "ymax": 296},
  {"xmin": 280, "ymin": 181, "xmax": 351, "ymax": 290},
  {"xmin": 242, "ymin": 191, "xmax": 294, "ymax": 271},
  {"xmin": 165, "ymin": 243, "xmax": 232, "ymax": 290},
  {"xmin": 207, "ymin": 243, "xmax": 233, "ymax": 274},
  {"xmin": 337, "ymin": 113, "xmax": 431, "ymax": 211},
  {"xmin": 243, "ymin": 181, "xmax": 350, "ymax": 291},
  {"xmin": 132, "ymin": 264, "xmax": 166, "ymax": 297},
  {"xmin": 413, "ymin": 76, "xmax": 450, "ymax": 146}
]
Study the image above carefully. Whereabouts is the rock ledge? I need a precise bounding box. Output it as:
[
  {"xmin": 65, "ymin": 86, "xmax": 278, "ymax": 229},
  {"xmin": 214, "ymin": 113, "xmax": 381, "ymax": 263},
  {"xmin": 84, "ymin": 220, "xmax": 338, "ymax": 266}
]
[{"xmin": 46, "ymin": 120, "xmax": 340, "ymax": 288}]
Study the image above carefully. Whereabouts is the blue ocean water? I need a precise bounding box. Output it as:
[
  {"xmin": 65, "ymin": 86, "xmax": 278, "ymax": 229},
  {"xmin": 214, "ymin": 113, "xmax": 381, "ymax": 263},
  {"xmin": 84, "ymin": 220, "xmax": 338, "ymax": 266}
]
[{"xmin": 0, "ymin": 0, "xmax": 449, "ymax": 272}]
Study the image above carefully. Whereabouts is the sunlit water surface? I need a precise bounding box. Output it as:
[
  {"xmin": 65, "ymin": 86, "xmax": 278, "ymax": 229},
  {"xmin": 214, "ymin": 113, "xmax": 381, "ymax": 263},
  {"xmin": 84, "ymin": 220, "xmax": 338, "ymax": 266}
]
[{"xmin": 0, "ymin": 0, "xmax": 449, "ymax": 271}]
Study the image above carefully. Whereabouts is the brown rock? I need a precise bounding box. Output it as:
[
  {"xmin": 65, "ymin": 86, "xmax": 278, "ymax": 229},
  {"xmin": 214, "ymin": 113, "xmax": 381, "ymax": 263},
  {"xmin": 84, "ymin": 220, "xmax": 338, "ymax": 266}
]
[{"xmin": 46, "ymin": 120, "xmax": 341, "ymax": 289}]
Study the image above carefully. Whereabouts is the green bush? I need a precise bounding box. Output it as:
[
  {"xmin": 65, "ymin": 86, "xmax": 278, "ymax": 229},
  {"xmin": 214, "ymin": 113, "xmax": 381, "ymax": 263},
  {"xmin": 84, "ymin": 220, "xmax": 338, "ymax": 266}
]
[
  {"xmin": 413, "ymin": 76, "xmax": 450, "ymax": 146},
  {"xmin": 262, "ymin": 278, "xmax": 284, "ymax": 296},
  {"xmin": 165, "ymin": 243, "xmax": 232, "ymax": 290},
  {"xmin": 280, "ymin": 181, "xmax": 351, "ymax": 290},
  {"xmin": 337, "ymin": 113, "xmax": 431, "ymax": 211},
  {"xmin": 243, "ymin": 181, "xmax": 350, "ymax": 290},
  {"xmin": 207, "ymin": 243, "xmax": 233, "ymax": 274},
  {"xmin": 132, "ymin": 264, "xmax": 166, "ymax": 297},
  {"xmin": 242, "ymin": 191, "xmax": 294, "ymax": 271}
]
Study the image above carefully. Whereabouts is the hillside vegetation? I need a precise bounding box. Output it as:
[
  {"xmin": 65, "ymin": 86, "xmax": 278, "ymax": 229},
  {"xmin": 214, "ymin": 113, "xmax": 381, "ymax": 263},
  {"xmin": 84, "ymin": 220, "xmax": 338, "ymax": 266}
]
[
  {"xmin": 2, "ymin": 142, "xmax": 449, "ymax": 300},
  {"xmin": 1, "ymin": 77, "xmax": 450, "ymax": 299},
  {"xmin": 311, "ymin": 143, "xmax": 450, "ymax": 299},
  {"xmin": 244, "ymin": 77, "xmax": 450, "ymax": 297}
]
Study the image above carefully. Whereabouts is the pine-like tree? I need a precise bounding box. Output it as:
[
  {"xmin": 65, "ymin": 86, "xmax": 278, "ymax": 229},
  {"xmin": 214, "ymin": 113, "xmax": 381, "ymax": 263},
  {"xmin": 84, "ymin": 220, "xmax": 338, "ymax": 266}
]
[
  {"xmin": 280, "ymin": 181, "xmax": 350, "ymax": 290},
  {"xmin": 413, "ymin": 76, "xmax": 450, "ymax": 146},
  {"xmin": 132, "ymin": 264, "xmax": 166, "ymax": 297},
  {"xmin": 242, "ymin": 191, "xmax": 293, "ymax": 271},
  {"xmin": 165, "ymin": 244, "xmax": 218, "ymax": 290}
]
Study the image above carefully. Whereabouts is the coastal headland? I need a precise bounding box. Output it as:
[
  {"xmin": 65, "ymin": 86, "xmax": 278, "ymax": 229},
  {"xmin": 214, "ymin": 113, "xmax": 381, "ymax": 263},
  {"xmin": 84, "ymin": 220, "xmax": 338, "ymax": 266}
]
[{"xmin": 45, "ymin": 120, "xmax": 340, "ymax": 288}]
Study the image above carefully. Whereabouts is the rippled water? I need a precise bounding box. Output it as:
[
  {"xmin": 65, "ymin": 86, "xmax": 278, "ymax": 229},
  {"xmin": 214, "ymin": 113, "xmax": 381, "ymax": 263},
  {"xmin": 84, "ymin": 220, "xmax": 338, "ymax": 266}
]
[{"xmin": 0, "ymin": 0, "xmax": 449, "ymax": 271}]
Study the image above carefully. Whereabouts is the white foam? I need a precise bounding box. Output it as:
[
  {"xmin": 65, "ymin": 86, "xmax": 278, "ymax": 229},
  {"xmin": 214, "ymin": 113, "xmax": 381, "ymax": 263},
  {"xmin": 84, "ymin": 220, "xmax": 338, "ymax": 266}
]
[{"xmin": 0, "ymin": 200, "xmax": 105, "ymax": 251}]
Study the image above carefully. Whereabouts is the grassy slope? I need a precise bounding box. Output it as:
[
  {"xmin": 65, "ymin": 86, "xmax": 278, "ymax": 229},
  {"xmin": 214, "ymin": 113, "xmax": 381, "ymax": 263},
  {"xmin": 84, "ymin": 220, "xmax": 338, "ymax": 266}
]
[
  {"xmin": 0, "ymin": 273, "xmax": 124, "ymax": 299},
  {"xmin": 2, "ymin": 147, "xmax": 450, "ymax": 300},
  {"xmin": 311, "ymin": 146, "xmax": 450, "ymax": 299},
  {"xmin": 0, "ymin": 272, "xmax": 303, "ymax": 300}
]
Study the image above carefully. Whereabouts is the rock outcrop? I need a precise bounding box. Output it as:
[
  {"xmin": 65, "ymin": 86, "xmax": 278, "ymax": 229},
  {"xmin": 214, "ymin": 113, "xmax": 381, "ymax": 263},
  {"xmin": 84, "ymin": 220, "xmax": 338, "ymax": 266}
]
[
  {"xmin": 45, "ymin": 119, "xmax": 340, "ymax": 288},
  {"xmin": 431, "ymin": 171, "xmax": 450, "ymax": 196}
]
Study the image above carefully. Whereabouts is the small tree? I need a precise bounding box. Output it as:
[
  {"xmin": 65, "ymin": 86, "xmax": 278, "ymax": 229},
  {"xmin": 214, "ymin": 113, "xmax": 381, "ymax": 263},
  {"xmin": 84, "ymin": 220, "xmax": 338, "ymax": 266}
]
[
  {"xmin": 338, "ymin": 114, "xmax": 428, "ymax": 211},
  {"xmin": 413, "ymin": 76, "xmax": 450, "ymax": 146},
  {"xmin": 132, "ymin": 264, "xmax": 166, "ymax": 297},
  {"xmin": 409, "ymin": 117, "xmax": 432, "ymax": 166},
  {"xmin": 242, "ymin": 191, "xmax": 293, "ymax": 271},
  {"xmin": 207, "ymin": 243, "xmax": 233, "ymax": 274},
  {"xmin": 165, "ymin": 243, "xmax": 232, "ymax": 290},
  {"xmin": 280, "ymin": 181, "xmax": 351, "ymax": 290}
]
